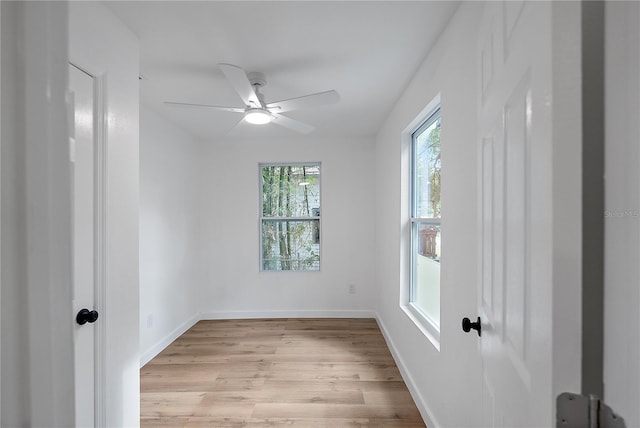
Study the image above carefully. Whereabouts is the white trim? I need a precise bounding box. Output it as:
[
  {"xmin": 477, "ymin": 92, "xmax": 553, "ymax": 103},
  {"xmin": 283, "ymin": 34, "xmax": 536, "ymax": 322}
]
[
  {"xmin": 69, "ymin": 62, "xmax": 108, "ymax": 427},
  {"xmin": 139, "ymin": 313, "xmax": 199, "ymax": 368},
  {"xmin": 93, "ymin": 72, "xmax": 107, "ymax": 428},
  {"xmin": 201, "ymin": 309, "xmax": 376, "ymax": 320},
  {"xmin": 403, "ymin": 94, "xmax": 442, "ymax": 136},
  {"xmin": 262, "ymin": 216, "xmax": 320, "ymax": 221},
  {"xmin": 0, "ymin": 3, "xmax": 3, "ymax": 420},
  {"xmin": 405, "ymin": 101, "xmax": 443, "ymax": 350},
  {"xmin": 376, "ymin": 316, "xmax": 440, "ymax": 428},
  {"xmin": 403, "ymin": 303, "xmax": 441, "ymax": 349}
]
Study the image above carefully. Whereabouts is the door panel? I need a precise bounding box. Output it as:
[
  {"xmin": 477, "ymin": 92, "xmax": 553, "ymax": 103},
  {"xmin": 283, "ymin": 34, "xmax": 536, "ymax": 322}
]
[
  {"xmin": 478, "ymin": 4, "xmax": 533, "ymax": 423},
  {"xmin": 482, "ymin": 373, "xmax": 498, "ymax": 427},
  {"xmin": 503, "ymin": 76, "xmax": 530, "ymax": 366},
  {"xmin": 70, "ymin": 63, "xmax": 95, "ymax": 427}
]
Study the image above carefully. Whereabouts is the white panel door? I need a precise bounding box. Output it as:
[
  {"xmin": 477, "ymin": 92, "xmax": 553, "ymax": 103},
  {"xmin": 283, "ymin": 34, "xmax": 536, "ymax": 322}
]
[
  {"xmin": 70, "ymin": 63, "xmax": 96, "ymax": 427},
  {"xmin": 476, "ymin": 2, "xmax": 581, "ymax": 426}
]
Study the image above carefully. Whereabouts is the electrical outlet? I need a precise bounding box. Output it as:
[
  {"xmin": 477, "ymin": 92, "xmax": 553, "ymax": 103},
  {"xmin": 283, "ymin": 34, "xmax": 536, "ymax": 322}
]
[
  {"xmin": 348, "ymin": 284, "xmax": 356, "ymax": 294},
  {"xmin": 146, "ymin": 314, "xmax": 154, "ymax": 328}
]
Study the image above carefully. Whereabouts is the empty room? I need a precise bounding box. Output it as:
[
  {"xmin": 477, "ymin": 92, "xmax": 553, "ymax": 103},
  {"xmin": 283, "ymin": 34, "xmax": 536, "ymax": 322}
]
[{"xmin": 2, "ymin": 1, "xmax": 640, "ymax": 427}]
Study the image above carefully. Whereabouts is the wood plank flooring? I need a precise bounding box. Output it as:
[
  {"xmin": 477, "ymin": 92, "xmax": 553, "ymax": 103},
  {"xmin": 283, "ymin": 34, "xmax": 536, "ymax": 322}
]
[{"xmin": 141, "ymin": 318, "xmax": 426, "ymax": 427}]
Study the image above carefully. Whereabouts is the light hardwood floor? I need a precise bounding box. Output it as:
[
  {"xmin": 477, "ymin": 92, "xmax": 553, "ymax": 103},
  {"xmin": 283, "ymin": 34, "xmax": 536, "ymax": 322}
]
[{"xmin": 141, "ymin": 318, "xmax": 426, "ymax": 427}]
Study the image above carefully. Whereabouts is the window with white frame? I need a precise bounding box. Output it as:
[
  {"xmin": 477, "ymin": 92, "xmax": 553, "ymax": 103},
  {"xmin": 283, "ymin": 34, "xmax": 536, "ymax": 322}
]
[
  {"xmin": 410, "ymin": 108, "xmax": 441, "ymax": 331},
  {"xmin": 260, "ymin": 163, "xmax": 321, "ymax": 271}
]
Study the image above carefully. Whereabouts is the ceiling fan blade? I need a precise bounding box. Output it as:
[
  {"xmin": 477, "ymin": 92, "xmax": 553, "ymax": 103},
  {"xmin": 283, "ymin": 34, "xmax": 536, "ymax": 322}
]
[
  {"xmin": 266, "ymin": 90, "xmax": 340, "ymax": 113},
  {"xmin": 270, "ymin": 113, "xmax": 315, "ymax": 134},
  {"xmin": 164, "ymin": 101, "xmax": 245, "ymax": 113},
  {"xmin": 218, "ymin": 63, "xmax": 262, "ymax": 108}
]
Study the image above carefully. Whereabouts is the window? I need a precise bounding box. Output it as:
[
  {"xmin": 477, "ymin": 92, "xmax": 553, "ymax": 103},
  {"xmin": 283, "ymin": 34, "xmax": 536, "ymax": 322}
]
[
  {"xmin": 260, "ymin": 163, "xmax": 321, "ymax": 271},
  {"xmin": 410, "ymin": 108, "xmax": 441, "ymax": 331}
]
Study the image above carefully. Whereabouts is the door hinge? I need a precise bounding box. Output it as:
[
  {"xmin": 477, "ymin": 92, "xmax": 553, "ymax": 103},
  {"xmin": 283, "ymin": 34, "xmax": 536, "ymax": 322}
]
[{"xmin": 557, "ymin": 392, "xmax": 626, "ymax": 428}]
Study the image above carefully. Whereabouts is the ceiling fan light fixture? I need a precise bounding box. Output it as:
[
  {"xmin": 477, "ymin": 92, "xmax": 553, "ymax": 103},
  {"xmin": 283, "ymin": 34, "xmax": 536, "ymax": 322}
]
[
  {"xmin": 244, "ymin": 108, "xmax": 272, "ymax": 125},
  {"xmin": 166, "ymin": 64, "xmax": 339, "ymax": 133}
]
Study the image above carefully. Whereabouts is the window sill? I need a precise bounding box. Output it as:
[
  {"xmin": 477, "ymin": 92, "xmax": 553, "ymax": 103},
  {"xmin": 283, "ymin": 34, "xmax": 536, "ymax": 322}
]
[{"xmin": 401, "ymin": 303, "xmax": 441, "ymax": 352}]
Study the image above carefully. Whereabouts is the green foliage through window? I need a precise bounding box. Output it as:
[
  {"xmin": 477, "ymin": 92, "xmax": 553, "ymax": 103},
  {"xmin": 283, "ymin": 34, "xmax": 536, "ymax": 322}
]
[{"xmin": 261, "ymin": 164, "xmax": 320, "ymax": 271}]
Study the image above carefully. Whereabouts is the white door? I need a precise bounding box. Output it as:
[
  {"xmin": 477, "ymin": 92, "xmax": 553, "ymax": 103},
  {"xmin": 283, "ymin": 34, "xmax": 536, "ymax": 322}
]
[
  {"xmin": 70, "ymin": 63, "xmax": 96, "ymax": 427},
  {"xmin": 476, "ymin": 2, "xmax": 582, "ymax": 426}
]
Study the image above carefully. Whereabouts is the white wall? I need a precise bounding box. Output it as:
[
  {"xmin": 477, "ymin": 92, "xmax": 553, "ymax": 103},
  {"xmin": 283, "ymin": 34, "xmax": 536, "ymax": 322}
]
[
  {"xmin": 140, "ymin": 107, "xmax": 202, "ymax": 365},
  {"xmin": 374, "ymin": 3, "xmax": 482, "ymax": 427},
  {"xmin": 198, "ymin": 136, "xmax": 376, "ymax": 318},
  {"xmin": 604, "ymin": 2, "xmax": 640, "ymax": 426}
]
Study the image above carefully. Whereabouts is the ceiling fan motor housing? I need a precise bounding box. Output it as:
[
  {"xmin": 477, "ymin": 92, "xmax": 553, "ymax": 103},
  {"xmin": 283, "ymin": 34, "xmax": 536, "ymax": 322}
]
[{"xmin": 247, "ymin": 71, "xmax": 267, "ymax": 88}]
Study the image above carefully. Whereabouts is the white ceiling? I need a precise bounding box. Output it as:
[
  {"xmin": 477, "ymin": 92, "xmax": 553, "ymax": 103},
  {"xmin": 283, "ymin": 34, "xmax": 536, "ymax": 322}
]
[{"xmin": 107, "ymin": 1, "xmax": 460, "ymax": 140}]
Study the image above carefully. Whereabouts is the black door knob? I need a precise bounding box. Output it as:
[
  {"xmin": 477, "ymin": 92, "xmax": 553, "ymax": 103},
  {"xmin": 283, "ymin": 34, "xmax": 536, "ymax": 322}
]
[
  {"xmin": 76, "ymin": 308, "xmax": 99, "ymax": 325},
  {"xmin": 462, "ymin": 316, "xmax": 481, "ymax": 337}
]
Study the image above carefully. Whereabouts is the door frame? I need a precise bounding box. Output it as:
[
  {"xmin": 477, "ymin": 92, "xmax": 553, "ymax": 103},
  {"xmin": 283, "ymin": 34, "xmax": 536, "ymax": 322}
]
[
  {"xmin": 69, "ymin": 3, "xmax": 140, "ymax": 424},
  {"xmin": 580, "ymin": 0, "xmax": 605, "ymax": 399},
  {"xmin": 0, "ymin": 3, "xmax": 3, "ymax": 421},
  {"xmin": 70, "ymin": 61, "xmax": 108, "ymax": 425}
]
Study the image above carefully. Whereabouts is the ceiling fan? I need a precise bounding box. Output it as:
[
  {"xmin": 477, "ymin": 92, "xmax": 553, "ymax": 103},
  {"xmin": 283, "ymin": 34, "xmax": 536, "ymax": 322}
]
[{"xmin": 165, "ymin": 63, "xmax": 340, "ymax": 134}]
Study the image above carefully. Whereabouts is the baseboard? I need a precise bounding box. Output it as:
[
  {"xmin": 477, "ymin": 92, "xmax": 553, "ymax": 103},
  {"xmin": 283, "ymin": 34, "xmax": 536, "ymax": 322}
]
[
  {"xmin": 376, "ymin": 315, "xmax": 440, "ymax": 428},
  {"xmin": 139, "ymin": 313, "xmax": 199, "ymax": 367},
  {"xmin": 200, "ymin": 309, "xmax": 377, "ymax": 320}
]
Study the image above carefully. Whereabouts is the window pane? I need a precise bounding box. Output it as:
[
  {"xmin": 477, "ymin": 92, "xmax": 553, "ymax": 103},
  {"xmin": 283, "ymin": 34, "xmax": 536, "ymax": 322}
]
[
  {"xmin": 262, "ymin": 220, "xmax": 320, "ymax": 271},
  {"xmin": 262, "ymin": 165, "xmax": 320, "ymax": 217},
  {"xmin": 414, "ymin": 116, "xmax": 441, "ymax": 218},
  {"xmin": 412, "ymin": 222, "xmax": 440, "ymax": 327}
]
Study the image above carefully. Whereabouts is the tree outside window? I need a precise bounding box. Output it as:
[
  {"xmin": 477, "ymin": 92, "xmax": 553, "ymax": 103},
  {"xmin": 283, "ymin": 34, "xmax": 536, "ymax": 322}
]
[{"xmin": 260, "ymin": 164, "xmax": 320, "ymax": 271}]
